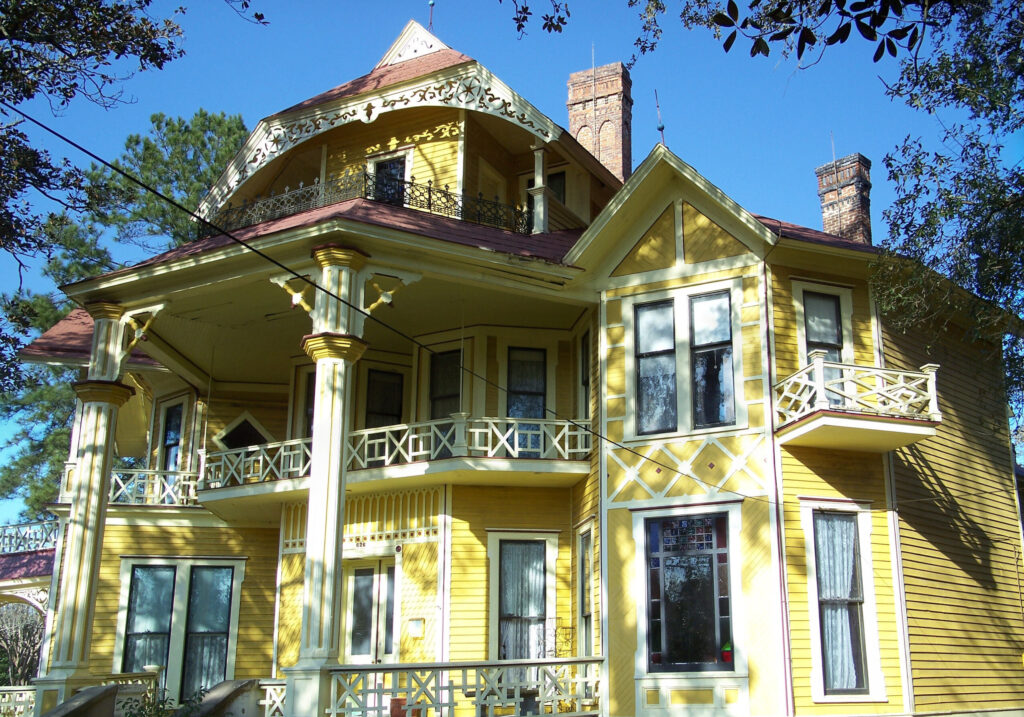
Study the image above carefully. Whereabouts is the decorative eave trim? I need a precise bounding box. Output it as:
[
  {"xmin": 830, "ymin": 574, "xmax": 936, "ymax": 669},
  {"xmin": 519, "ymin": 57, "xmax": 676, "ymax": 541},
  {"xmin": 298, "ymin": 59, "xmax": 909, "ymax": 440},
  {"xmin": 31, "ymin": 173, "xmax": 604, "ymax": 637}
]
[
  {"xmin": 199, "ymin": 63, "xmax": 563, "ymax": 216},
  {"xmin": 375, "ymin": 20, "xmax": 450, "ymax": 68}
]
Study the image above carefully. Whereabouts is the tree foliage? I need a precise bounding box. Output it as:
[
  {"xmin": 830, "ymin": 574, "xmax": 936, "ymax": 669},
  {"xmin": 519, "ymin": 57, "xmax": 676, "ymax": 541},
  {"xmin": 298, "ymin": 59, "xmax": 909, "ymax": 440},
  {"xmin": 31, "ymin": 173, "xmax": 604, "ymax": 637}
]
[
  {"xmin": 0, "ymin": 603, "xmax": 44, "ymax": 685},
  {"xmin": 514, "ymin": 0, "xmax": 1024, "ymax": 413}
]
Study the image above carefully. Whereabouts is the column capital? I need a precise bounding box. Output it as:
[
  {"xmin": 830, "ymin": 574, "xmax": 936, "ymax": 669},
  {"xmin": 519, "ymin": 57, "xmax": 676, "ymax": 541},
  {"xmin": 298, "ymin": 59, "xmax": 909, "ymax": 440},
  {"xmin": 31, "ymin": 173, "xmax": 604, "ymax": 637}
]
[
  {"xmin": 73, "ymin": 380, "xmax": 134, "ymax": 406},
  {"xmin": 84, "ymin": 302, "xmax": 124, "ymax": 321},
  {"xmin": 302, "ymin": 333, "xmax": 368, "ymax": 362},
  {"xmin": 311, "ymin": 244, "xmax": 368, "ymax": 271}
]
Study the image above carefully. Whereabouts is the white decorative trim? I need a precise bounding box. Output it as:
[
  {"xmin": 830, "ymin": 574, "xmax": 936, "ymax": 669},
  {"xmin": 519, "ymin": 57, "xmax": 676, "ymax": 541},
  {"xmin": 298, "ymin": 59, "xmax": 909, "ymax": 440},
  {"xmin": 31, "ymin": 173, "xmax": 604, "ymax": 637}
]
[
  {"xmin": 486, "ymin": 531, "xmax": 559, "ymax": 660},
  {"xmin": 799, "ymin": 499, "xmax": 887, "ymax": 703},
  {"xmin": 576, "ymin": 521, "xmax": 596, "ymax": 658},
  {"xmin": 375, "ymin": 20, "xmax": 451, "ymax": 68},
  {"xmin": 112, "ymin": 556, "xmax": 246, "ymax": 701},
  {"xmin": 200, "ymin": 64, "xmax": 562, "ymax": 215},
  {"xmin": 211, "ymin": 410, "xmax": 275, "ymax": 451}
]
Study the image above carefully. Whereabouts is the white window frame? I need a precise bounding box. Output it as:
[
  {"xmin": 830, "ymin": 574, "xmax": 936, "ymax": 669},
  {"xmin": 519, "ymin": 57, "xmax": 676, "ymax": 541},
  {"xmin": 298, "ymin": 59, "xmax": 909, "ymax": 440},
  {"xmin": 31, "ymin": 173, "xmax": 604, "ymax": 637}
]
[
  {"xmin": 792, "ymin": 281, "xmax": 855, "ymax": 367},
  {"xmin": 368, "ymin": 147, "xmax": 414, "ymax": 185},
  {"xmin": 149, "ymin": 393, "xmax": 191, "ymax": 472},
  {"xmin": 632, "ymin": 502, "xmax": 746, "ymax": 680},
  {"xmin": 576, "ymin": 522, "xmax": 596, "ymax": 658},
  {"xmin": 486, "ymin": 530, "xmax": 559, "ymax": 660},
  {"xmin": 621, "ymin": 279, "xmax": 746, "ymax": 442},
  {"xmin": 497, "ymin": 340, "xmax": 558, "ymax": 420},
  {"xmin": 211, "ymin": 411, "xmax": 275, "ymax": 451},
  {"xmin": 799, "ymin": 499, "xmax": 886, "ymax": 703},
  {"xmin": 112, "ymin": 556, "xmax": 246, "ymax": 702}
]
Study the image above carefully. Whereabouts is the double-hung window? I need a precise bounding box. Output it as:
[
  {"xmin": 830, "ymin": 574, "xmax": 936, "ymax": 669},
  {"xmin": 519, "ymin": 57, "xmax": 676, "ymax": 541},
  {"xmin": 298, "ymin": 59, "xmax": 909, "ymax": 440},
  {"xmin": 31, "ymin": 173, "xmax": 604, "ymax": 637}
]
[
  {"xmin": 629, "ymin": 283, "xmax": 741, "ymax": 438},
  {"xmin": 804, "ymin": 291, "xmax": 844, "ymax": 405}
]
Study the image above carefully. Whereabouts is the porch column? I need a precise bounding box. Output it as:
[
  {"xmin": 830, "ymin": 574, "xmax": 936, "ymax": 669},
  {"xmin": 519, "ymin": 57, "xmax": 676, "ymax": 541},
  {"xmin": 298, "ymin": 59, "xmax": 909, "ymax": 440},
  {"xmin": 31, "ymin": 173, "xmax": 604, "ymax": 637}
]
[
  {"xmin": 286, "ymin": 246, "xmax": 368, "ymax": 717},
  {"xmin": 529, "ymin": 144, "xmax": 548, "ymax": 234},
  {"xmin": 36, "ymin": 302, "xmax": 132, "ymax": 713}
]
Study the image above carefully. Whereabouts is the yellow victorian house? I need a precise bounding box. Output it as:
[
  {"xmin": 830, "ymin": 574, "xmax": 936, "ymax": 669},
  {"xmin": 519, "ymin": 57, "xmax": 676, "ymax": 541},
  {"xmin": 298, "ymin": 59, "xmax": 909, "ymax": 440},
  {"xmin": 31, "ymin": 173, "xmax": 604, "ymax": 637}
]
[{"xmin": 15, "ymin": 19, "xmax": 1024, "ymax": 717}]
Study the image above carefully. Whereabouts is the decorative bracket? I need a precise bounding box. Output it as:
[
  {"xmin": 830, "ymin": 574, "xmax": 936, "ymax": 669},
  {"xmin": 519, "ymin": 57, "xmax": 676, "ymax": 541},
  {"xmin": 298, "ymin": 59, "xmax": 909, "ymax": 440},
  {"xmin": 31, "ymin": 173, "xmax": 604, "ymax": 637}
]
[
  {"xmin": 271, "ymin": 275, "xmax": 315, "ymax": 316},
  {"xmin": 361, "ymin": 269, "xmax": 422, "ymax": 314},
  {"xmin": 120, "ymin": 304, "xmax": 165, "ymax": 363}
]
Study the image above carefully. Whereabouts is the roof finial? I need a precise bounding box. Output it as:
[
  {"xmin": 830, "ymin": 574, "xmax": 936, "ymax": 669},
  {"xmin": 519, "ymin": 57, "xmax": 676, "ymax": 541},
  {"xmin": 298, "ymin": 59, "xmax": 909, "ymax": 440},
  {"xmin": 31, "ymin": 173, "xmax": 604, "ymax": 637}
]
[
  {"xmin": 428, "ymin": 0, "xmax": 435, "ymax": 30},
  {"xmin": 655, "ymin": 89, "xmax": 666, "ymax": 146}
]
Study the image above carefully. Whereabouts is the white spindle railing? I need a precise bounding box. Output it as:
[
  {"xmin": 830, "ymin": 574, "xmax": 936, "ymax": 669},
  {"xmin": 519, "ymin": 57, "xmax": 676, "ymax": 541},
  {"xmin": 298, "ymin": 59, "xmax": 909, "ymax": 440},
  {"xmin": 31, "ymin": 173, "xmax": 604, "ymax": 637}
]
[
  {"xmin": 774, "ymin": 353, "xmax": 941, "ymax": 428},
  {"xmin": 201, "ymin": 438, "xmax": 313, "ymax": 490},
  {"xmin": 0, "ymin": 521, "xmax": 58, "ymax": 554},
  {"xmin": 0, "ymin": 686, "xmax": 35, "ymax": 716},
  {"xmin": 327, "ymin": 658, "xmax": 601, "ymax": 717},
  {"xmin": 108, "ymin": 470, "xmax": 197, "ymax": 506},
  {"xmin": 259, "ymin": 679, "xmax": 286, "ymax": 717},
  {"xmin": 346, "ymin": 415, "xmax": 592, "ymax": 470}
]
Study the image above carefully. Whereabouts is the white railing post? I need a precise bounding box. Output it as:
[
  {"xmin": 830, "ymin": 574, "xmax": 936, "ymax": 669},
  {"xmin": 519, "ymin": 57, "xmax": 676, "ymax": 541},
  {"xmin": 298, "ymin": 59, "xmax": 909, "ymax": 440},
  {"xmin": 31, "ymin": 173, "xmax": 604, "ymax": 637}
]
[
  {"xmin": 808, "ymin": 349, "xmax": 830, "ymax": 411},
  {"xmin": 920, "ymin": 363, "xmax": 941, "ymax": 421},
  {"xmin": 450, "ymin": 412, "xmax": 470, "ymax": 457}
]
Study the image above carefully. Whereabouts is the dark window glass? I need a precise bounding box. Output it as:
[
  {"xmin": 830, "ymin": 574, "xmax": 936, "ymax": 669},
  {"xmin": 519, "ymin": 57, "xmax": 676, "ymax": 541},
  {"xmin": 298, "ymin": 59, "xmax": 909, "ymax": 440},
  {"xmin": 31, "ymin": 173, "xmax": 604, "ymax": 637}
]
[
  {"xmin": 429, "ymin": 351, "xmax": 461, "ymax": 420},
  {"xmin": 373, "ymin": 157, "xmax": 405, "ymax": 206},
  {"xmin": 579, "ymin": 530, "xmax": 593, "ymax": 656},
  {"xmin": 180, "ymin": 566, "xmax": 233, "ymax": 700},
  {"xmin": 161, "ymin": 403, "xmax": 183, "ymax": 471},
  {"xmin": 508, "ymin": 348, "xmax": 546, "ymax": 456},
  {"xmin": 580, "ymin": 332, "xmax": 591, "ymax": 420},
  {"xmin": 635, "ymin": 302, "xmax": 677, "ymax": 434},
  {"xmin": 366, "ymin": 370, "xmax": 403, "ymax": 429},
  {"xmin": 383, "ymin": 566, "xmax": 396, "ymax": 656},
  {"xmin": 350, "ymin": 567, "xmax": 375, "ymax": 656},
  {"xmin": 813, "ymin": 512, "xmax": 868, "ymax": 694},
  {"xmin": 123, "ymin": 566, "xmax": 175, "ymax": 684},
  {"xmin": 691, "ymin": 292, "xmax": 734, "ymax": 428},
  {"xmin": 646, "ymin": 514, "xmax": 732, "ymax": 672},
  {"xmin": 804, "ymin": 292, "xmax": 844, "ymax": 405},
  {"xmin": 220, "ymin": 419, "xmax": 265, "ymax": 450},
  {"xmin": 303, "ymin": 371, "xmax": 316, "ymax": 439}
]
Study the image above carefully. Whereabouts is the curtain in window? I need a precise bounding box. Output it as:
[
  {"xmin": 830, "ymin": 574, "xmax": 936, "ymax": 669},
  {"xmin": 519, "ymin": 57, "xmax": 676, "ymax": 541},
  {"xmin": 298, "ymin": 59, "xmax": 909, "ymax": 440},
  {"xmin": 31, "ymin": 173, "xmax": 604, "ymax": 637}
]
[
  {"xmin": 814, "ymin": 512, "xmax": 865, "ymax": 692},
  {"xmin": 636, "ymin": 302, "xmax": 676, "ymax": 434},
  {"xmin": 508, "ymin": 348, "xmax": 546, "ymax": 456},
  {"xmin": 499, "ymin": 541, "xmax": 546, "ymax": 660},
  {"xmin": 691, "ymin": 292, "xmax": 734, "ymax": 427},
  {"xmin": 181, "ymin": 566, "xmax": 232, "ymax": 699},
  {"xmin": 124, "ymin": 566, "xmax": 175, "ymax": 679}
]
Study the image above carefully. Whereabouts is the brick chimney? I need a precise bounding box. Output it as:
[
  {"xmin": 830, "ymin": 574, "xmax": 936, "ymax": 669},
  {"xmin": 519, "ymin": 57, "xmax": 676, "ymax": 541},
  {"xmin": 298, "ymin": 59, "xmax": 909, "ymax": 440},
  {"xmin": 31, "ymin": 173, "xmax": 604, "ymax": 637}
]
[
  {"xmin": 567, "ymin": 62, "xmax": 632, "ymax": 182},
  {"xmin": 815, "ymin": 153, "xmax": 872, "ymax": 244}
]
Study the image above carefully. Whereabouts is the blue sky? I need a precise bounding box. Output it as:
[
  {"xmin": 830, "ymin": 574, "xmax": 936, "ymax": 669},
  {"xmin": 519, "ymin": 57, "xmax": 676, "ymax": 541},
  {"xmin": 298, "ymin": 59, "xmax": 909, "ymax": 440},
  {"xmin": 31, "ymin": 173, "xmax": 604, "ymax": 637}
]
[{"xmin": 1, "ymin": 0, "xmax": 1003, "ymax": 521}]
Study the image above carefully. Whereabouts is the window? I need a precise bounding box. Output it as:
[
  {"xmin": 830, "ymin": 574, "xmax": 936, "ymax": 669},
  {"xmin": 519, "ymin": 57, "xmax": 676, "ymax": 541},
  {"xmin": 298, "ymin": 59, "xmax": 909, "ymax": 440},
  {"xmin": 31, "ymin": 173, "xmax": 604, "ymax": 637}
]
[
  {"xmin": 645, "ymin": 513, "xmax": 732, "ymax": 672},
  {"xmin": 487, "ymin": 531, "xmax": 558, "ymax": 662},
  {"xmin": 579, "ymin": 332, "xmax": 591, "ymax": 420},
  {"xmin": 344, "ymin": 560, "xmax": 397, "ymax": 664},
  {"xmin": 158, "ymin": 401, "xmax": 185, "ymax": 472},
  {"xmin": 635, "ymin": 302, "xmax": 677, "ymax": 435},
  {"xmin": 508, "ymin": 348, "xmax": 546, "ymax": 456},
  {"xmin": 212, "ymin": 411, "xmax": 274, "ymax": 451},
  {"xmin": 429, "ymin": 350, "xmax": 462, "ymax": 420},
  {"xmin": 803, "ymin": 291, "xmax": 845, "ymax": 405},
  {"xmin": 578, "ymin": 529, "xmax": 594, "ymax": 657},
  {"xmin": 114, "ymin": 558, "xmax": 245, "ymax": 703},
  {"xmin": 372, "ymin": 156, "xmax": 406, "ymax": 206},
  {"xmin": 801, "ymin": 501, "xmax": 884, "ymax": 702},
  {"xmin": 626, "ymin": 282, "xmax": 742, "ymax": 439},
  {"xmin": 365, "ymin": 370, "xmax": 403, "ymax": 429}
]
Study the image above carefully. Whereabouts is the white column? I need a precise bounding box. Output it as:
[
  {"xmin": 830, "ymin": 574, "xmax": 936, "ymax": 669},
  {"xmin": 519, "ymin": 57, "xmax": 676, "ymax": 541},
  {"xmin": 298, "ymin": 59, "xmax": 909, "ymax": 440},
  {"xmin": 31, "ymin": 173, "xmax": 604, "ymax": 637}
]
[
  {"xmin": 286, "ymin": 245, "xmax": 368, "ymax": 717},
  {"xmin": 528, "ymin": 144, "xmax": 548, "ymax": 234},
  {"xmin": 36, "ymin": 302, "xmax": 132, "ymax": 713}
]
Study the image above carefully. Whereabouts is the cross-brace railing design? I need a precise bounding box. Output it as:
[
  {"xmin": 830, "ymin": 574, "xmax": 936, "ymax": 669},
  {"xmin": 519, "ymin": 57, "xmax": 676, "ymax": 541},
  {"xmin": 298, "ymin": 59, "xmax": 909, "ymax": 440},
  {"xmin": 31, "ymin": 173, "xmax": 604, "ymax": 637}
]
[
  {"xmin": 774, "ymin": 351, "xmax": 941, "ymax": 428},
  {"xmin": 109, "ymin": 470, "xmax": 198, "ymax": 506},
  {"xmin": 0, "ymin": 521, "xmax": 58, "ymax": 554},
  {"xmin": 200, "ymin": 438, "xmax": 313, "ymax": 490}
]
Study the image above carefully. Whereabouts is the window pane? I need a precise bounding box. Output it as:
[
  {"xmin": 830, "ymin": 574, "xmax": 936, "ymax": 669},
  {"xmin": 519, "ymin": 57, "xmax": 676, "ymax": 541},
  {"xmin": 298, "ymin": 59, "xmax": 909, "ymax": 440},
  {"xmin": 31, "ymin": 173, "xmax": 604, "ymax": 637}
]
[
  {"xmin": 303, "ymin": 371, "xmax": 316, "ymax": 438},
  {"xmin": 814, "ymin": 512, "xmax": 867, "ymax": 693},
  {"xmin": 430, "ymin": 351, "xmax": 461, "ymax": 419},
  {"xmin": 181, "ymin": 566, "xmax": 232, "ymax": 699},
  {"xmin": 383, "ymin": 566, "xmax": 395, "ymax": 655},
  {"xmin": 693, "ymin": 346, "xmax": 735, "ymax": 427},
  {"xmin": 162, "ymin": 403, "xmax": 183, "ymax": 471},
  {"xmin": 499, "ymin": 540, "xmax": 546, "ymax": 660},
  {"xmin": 509, "ymin": 348, "xmax": 546, "ymax": 394},
  {"xmin": 366, "ymin": 370, "xmax": 403, "ymax": 428},
  {"xmin": 636, "ymin": 303, "xmax": 674, "ymax": 354},
  {"xmin": 350, "ymin": 568, "xmax": 375, "ymax": 656},
  {"xmin": 124, "ymin": 566, "xmax": 175, "ymax": 675},
  {"xmin": 805, "ymin": 292, "xmax": 842, "ymax": 347},
  {"xmin": 663, "ymin": 555, "xmax": 716, "ymax": 664},
  {"xmin": 638, "ymin": 355, "xmax": 677, "ymax": 434},
  {"xmin": 691, "ymin": 293, "xmax": 731, "ymax": 346},
  {"xmin": 374, "ymin": 157, "xmax": 405, "ymax": 205}
]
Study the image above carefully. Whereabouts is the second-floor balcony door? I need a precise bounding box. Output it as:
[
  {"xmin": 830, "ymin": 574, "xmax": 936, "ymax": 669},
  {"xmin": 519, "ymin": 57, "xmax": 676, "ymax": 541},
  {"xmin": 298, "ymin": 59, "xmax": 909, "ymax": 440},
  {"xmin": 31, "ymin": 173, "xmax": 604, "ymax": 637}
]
[
  {"xmin": 373, "ymin": 157, "xmax": 406, "ymax": 207},
  {"xmin": 430, "ymin": 350, "xmax": 461, "ymax": 459},
  {"xmin": 804, "ymin": 291, "xmax": 844, "ymax": 406},
  {"xmin": 508, "ymin": 348, "xmax": 546, "ymax": 458},
  {"xmin": 344, "ymin": 559, "xmax": 397, "ymax": 665}
]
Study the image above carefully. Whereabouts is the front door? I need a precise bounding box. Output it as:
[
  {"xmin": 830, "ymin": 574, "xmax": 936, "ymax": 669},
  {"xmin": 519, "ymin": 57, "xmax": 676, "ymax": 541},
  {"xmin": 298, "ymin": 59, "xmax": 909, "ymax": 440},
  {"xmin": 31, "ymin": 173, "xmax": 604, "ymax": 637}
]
[{"xmin": 344, "ymin": 560, "xmax": 397, "ymax": 665}]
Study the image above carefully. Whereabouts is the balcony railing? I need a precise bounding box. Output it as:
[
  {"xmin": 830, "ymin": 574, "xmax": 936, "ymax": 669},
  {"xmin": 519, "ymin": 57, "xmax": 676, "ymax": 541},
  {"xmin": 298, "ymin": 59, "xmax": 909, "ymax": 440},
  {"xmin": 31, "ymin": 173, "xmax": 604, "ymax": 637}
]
[
  {"xmin": 260, "ymin": 680, "xmax": 286, "ymax": 717},
  {"xmin": 0, "ymin": 521, "xmax": 58, "ymax": 554},
  {"xmin": 200, "ymin": 438, "xmax": 313, "ymax": 491},
  {"xmin": 325, "ymin": 658, "xmax": 601, "ymax": 717},
  {"xmin": 346, "ymin": 415, "xmax": 592, "ymax": 470},
  {"xmin": 199, "ymin": 168, "xmax": 532, "ymax": 238},
  {"xmin": 109, "ymin": 469, "xmax": 198, "ymax": 506},
  {"xmin": 774, "ymin": 352, "xmax": 941, "ymax": 428},
  {"xmin": 0, "ymin": 686, "xmax": 35, "ymax": 716}
]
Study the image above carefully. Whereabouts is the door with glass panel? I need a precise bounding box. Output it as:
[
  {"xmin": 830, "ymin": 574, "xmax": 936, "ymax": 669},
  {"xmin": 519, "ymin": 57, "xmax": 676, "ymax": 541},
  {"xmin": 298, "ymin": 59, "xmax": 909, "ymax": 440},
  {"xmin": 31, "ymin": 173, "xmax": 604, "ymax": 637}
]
[
  {"xmin": 429, "ymin": 350, "xmax": 461, "ymax": 459},
  {"xmin": 803, "ymin": 291, "xmax": 845, "ymax": 405},
  {"xmin": 344, "ymin": 560, "xmax": 397, "ymax": 665},
  {"xmin": 498, "ymin": 540, "xmax": 547, "ymax": 661},
  {"xmin": 507, "ymin": 348, "xmax": 546, "ymax": 457}
]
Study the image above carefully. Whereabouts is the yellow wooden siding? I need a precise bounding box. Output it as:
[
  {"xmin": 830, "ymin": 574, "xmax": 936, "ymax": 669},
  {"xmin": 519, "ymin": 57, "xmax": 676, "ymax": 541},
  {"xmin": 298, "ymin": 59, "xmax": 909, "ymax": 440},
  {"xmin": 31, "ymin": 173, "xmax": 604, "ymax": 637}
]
[
  {"xmin": 324, "ymin": 107, "xmax": 460, "ymax": 191},
  {"xmin": 883, "ymin": 322, "xmax": 1024, "ymax": 709},
  {"xmin": 741, "ymin": 499, "xmax": 781, "ymax": 712},
  {"xmin": 682, "ymin": 202, "xmax": 748, "ymax": 264},
  {"xmin": 400, "ymin": 542, "xmax": 438, "ymax": 663},
  {"xmin": 770, "ymin": 265, "xmax": 875, "ymax": 381},
  {"xmin": 781, "ymin": 446, "xmax": 904, "ymax": 714},
  {"xmin": 605, "ymin": 508, "xmax": 637, "ymax": 717},
  {"xmin": 206, "ymin": 392, "xmax": 288, "ymax": 445},
  {"xmin": 276, "ymin": 552, "xmax": 304, "ymax": 674},
  {"xmin": 89, "ymin": 522, "xmax": 278, "ymax": 679},
  {"xmin": 448, "ymin": 486, "xmax": 572, "ymax": 661},
  {"xmin": 463, "ymin": 115, "xmax": 517, "ymax": 203},
  {"xmin": 611, "ymin": 205, "xmax": 675, "ymax": 276}
]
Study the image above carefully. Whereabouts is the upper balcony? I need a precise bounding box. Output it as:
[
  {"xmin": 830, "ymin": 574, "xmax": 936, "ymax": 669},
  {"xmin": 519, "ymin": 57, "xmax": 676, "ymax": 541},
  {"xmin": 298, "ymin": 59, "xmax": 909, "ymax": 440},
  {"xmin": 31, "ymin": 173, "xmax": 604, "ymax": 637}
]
[
  {"xmin": 199, "ymin": 168, "xmax": 533, "ymax": 238},
  {"xmin": 773, "ymin": 351, "xmax": 941, "ymax": 452},
  {"xmin": 195, "ymin": 414, "xmax": 592, "ymax": 521}
]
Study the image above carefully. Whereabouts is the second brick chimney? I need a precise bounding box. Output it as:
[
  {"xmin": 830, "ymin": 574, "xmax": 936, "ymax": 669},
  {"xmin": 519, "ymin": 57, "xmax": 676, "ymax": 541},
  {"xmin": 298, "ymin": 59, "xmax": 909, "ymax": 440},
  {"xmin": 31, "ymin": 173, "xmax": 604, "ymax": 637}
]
[
  {"xmin": 567, "ymin": 62, "xmax": 633, "ymax": 182},
  {"xmin": 815, "ymin": 153, "xmax": 872, "ymax": 244}
]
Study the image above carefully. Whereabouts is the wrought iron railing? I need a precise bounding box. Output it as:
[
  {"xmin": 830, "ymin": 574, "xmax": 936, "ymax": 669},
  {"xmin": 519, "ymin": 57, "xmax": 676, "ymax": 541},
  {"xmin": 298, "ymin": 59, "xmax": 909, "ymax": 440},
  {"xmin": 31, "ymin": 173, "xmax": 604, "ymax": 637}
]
[
  {"xmin": 326, "ymin": 657, "xmax": 601, "ymax": 717},
  {"xmin": 346, "ymin": 415, "xmax": 592, "ymax": 470},
  {"xmin": 108, "ymin": 470, "xmax": 198, "ymax": 506},
  {"xmin": 0, "ymin": 521, "xmax": 58, "ymax": 554},
  {"xmin": 774, "ymin": 351, "xmax": 941, "ymax": 429},
  {"xmin": 199, "ymin": 168, "xmax": 531, "ymax": 238},
  {"xmin": 200, "ymin": 438, "xmax": 313, "ymax": 490},
  {"xmin": 0, "ymin": 686, "xmax": 35, "ymax": 715}
]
